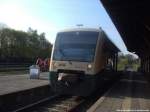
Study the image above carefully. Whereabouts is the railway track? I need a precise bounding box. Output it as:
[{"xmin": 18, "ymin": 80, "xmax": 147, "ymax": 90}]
[
  {"xmin": 15, "ymin": 95, "xmax": 84, "ymax": 112},
  {"xmin": 12, "ymin": 73, "xmax": 121, "ymax": 112},
  {"xmin": 14, "ymin": 82, "xmax": 117, "ymax": 112}
]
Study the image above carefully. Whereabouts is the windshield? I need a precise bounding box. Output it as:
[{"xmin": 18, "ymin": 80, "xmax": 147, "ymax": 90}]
[{"xmin": 53, "ymin": 31, "xmax": 99, "ymax": 62}]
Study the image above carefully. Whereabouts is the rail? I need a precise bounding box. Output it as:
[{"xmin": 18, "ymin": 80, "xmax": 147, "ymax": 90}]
[
  {"xmin": 14, "ymin": 95, "xmax": 84, "ymax": 112},
  {"xmin": 14, "ymin": 77, "xmax": 120, "ymax": 112}
]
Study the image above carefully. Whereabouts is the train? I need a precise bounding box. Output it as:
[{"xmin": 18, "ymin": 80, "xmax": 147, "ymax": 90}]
[{"xmin": 49, "ymin": 28, "xmax": 119, "ymax": 96}]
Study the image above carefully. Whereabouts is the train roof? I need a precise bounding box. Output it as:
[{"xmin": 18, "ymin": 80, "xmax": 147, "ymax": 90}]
[
  {"xmin": 58, "ymin": 28, "xmax": 102, "ymax": 33},
  {"xmin": 57, "ymin": 28, "xmax": 120, "ymax": 53}
]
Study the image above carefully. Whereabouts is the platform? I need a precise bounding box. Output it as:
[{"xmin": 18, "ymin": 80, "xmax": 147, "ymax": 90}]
[
  {"xmin": 0, "ymin": 72, "xmax": 52, "ymax": 112},
  {"xmin": 88, "ymin": 72, "xmax": 150, "ymax": 112},
  {"xmin": 0, "ymin": 72, "xmax": 49, "ymax": 95}
]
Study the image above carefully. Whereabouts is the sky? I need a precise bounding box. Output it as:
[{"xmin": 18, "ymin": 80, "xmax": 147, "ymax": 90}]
[{"xmin": 0, "ymin": 0, "xmax": 128, "ymax": 53}]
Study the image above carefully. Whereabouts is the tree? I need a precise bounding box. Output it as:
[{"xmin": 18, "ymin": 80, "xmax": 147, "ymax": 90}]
[{"xmin": 0, "ymin": 27, "xmax": 52, "ymax": 63}]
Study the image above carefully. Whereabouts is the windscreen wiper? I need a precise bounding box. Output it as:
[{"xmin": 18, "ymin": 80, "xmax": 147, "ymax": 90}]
[
  {"xmin": 59, "ymin": 49, "xmax": 65, "ymax": 57},
  {"xmin": 59, "ymin": 49, "xmax": 72, "ymax": 64}
]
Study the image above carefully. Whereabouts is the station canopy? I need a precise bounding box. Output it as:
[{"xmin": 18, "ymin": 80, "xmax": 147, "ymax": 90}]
[{"xmin": 100, "ymin": 0, "xmax": 150, "ymax": 57}]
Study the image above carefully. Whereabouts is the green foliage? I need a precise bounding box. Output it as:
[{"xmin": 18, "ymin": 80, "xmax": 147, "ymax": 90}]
[
  {"xmin": 118, "ymin": 58, "xmax": 128, "ymax": 70},
  {"xmin": 0, "ymin": 27, "xmax": 52, "ymax": 63},
  {"xmin": 117, "ymin": 53, "xmax": 140, "ymax": 71}
]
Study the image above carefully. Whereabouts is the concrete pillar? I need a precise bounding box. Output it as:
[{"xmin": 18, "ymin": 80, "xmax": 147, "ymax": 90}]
[
  {"xmin": 145, "ymin": 57, "xmax": 147, "ymax": 72},
  {"xmin": 146, "ymin": 57, "xmax": 149, "ymax": 72},
  {"xmin": 148, "ymin": 56, "xmax": 150, "ymax": 72},
  {"xmin": 147, "ymin": 56, "xmax": 150, "ymax": 72},
  {"xmin": 142, "ymin": 58, "xmax": 144, "ymax": 72},
  {"xmin": 141, "ymin": 58, "xmax": 143, "ymax": 72},
  {"xmin": 143, "ymin": 58, "xmax": 145, "ymax": 72},
  {"xmin": 112, "ymin": 55, "xmax": 114, "ymax": 70},
  {"xmin": 144, "ymin": 58, "xmax": 146, "ymax": 72},
  {"xmin": 112, "ymin": 54, "xmax": 115, "ymax": 71},
  {"xmin": 115, "ymin": 53, "xmax": 118, "ymax": 71},
  {"xmin": 147, "ymin": 57, "xmax": 149, "ymax": 72}
]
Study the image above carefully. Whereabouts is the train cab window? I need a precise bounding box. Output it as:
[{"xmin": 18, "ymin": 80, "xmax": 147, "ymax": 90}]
[{"xmin": 53, "ymin": 31, "xmax": 99, "ymax": 62}]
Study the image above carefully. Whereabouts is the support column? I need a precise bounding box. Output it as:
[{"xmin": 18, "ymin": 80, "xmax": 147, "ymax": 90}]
[
  {"xmin": 140, "ymin": 58, "xmax": 143, "ymax": 72},
  {"xmin": 145, "ymin": 57, "xmax": 147, "ymax": 72},
  {"xmin": 142, "ymin": 58, "xmax": 145, "ymax": 72},
  {"xmin": 112, "ymin": 54, "xmax": 115, "ymax": 71},
  {"xmin": 149, "ymin": 57, "xmax": 150, "ymax": 73},
  {"xmin": 115, "ymin": 53, "xmax": 118, "ymax": 71},
  {"xmin": 146, "ymin": 57, "xmax": 149, "ymax": 72},
  {"xmin": 147, "ymin": 57, "xmax": 149, "ymax": 73},
  {"xmin": 144, "ymin": 57, "xmax": 147, "ymax": 73},
  {"xmin": 147, "ymin": 58, "xmax": 148, "ymax": 72}
]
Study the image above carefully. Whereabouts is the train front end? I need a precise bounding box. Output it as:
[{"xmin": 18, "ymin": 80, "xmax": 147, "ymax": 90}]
[{"xmin": 49, "ymin": 29, "xmax": 99, "ymax": 96}]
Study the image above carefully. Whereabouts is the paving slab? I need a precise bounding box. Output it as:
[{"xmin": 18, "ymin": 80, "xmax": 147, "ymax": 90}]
[
  {"xmin": 0, "ymin": 72, "xmax": 49, "ymax": 95},
  {"xmin": 88, "ymin": 72, "xmax": 150, "ymax": 112}
]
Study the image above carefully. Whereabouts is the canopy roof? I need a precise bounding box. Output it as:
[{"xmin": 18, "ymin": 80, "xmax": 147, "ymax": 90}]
[{"xmin": 100, "ymin": 0, "xmax": 150, "ymax": 57}]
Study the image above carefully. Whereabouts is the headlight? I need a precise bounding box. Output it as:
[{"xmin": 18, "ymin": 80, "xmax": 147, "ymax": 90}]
[{"xmin": 87, "ymin": 64, "xmax": 92, "ymax": 69}]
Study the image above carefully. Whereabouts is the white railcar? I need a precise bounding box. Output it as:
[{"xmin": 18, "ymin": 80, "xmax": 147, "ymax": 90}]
[{"xmin": 49, "ymin": 28, "xmax": 119, "ymax": 96}]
